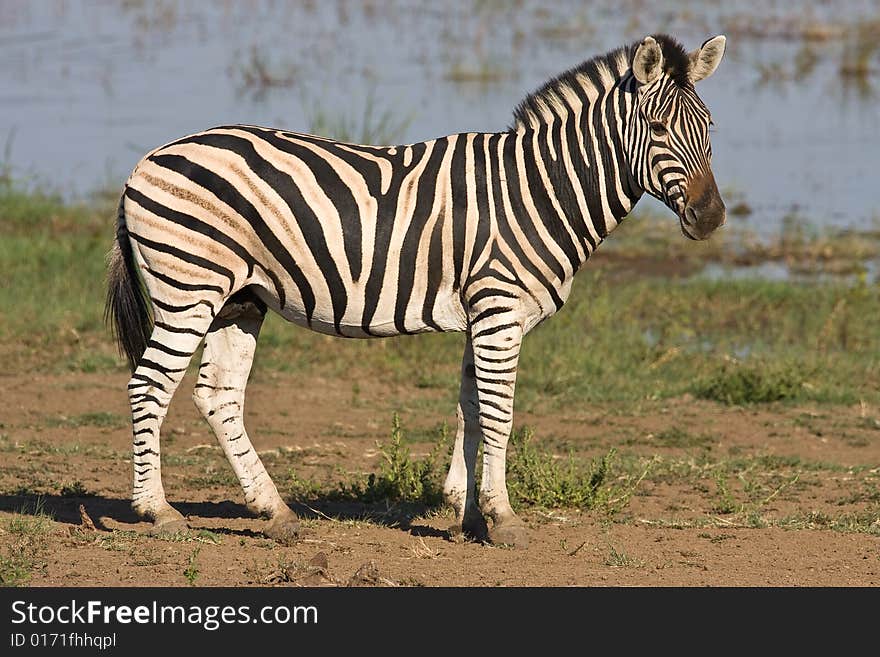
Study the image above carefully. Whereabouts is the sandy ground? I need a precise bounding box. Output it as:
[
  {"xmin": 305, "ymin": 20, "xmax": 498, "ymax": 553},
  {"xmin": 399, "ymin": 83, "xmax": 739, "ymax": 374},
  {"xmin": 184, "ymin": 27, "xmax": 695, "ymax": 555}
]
[{"xmin": 1, "ymin": 371, "xmax": 878, "ymax": 587}]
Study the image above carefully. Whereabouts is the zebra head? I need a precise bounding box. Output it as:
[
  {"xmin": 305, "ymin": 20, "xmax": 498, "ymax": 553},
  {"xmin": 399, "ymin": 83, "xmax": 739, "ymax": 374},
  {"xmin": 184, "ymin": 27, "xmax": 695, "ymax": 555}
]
[{"xmin": 627, "ymin": 34, "xmax": 727, "ymax": 240}]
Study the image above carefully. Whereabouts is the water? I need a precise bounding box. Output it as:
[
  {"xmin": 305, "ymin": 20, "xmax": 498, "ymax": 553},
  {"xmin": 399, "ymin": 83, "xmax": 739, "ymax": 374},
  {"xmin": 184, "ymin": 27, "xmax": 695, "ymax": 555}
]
[
  {"xmin": 1, "ymin": 0, "xmax": 878, "ymax": 235},
  {"xmin": 699, "ymin": 258, "xmax": 879, "ymax": 284}
]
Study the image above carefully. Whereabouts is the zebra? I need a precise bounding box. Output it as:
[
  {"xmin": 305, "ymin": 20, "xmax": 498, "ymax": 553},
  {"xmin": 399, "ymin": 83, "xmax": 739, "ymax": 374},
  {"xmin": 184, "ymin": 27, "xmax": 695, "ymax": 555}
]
[{"xmin": 106, "ymin": 34, "xmax": 727, "ymax": 548}]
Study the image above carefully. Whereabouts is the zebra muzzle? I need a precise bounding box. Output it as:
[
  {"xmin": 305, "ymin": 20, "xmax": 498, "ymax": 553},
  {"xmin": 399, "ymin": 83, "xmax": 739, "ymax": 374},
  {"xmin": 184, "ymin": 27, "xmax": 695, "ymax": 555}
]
[{"xmin": 682, "ymin": 172, "xmax": 726, "ymax": 240}]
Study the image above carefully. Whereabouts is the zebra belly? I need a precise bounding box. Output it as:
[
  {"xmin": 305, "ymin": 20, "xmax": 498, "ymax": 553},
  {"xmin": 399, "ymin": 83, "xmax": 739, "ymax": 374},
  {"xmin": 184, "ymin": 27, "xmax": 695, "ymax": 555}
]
[{"xmin": 255, "ymin": 284, "xmax": 468, "ymax": 338}]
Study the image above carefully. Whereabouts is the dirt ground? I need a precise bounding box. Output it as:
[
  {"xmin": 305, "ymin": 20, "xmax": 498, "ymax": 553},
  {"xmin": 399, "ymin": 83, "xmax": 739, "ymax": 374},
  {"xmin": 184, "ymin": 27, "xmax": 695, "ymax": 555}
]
[{"xmin": 1, "ymin": 370, "xmax": 878, "ymax": 587}]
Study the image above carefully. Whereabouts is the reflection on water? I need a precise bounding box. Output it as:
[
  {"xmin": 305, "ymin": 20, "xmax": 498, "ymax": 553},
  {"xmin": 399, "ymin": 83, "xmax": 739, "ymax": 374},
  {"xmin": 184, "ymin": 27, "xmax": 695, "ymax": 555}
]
[
  {"xmin": 701, "ymin": 261, "xmax": 793, "ymax": 282},
  {"xmin": 699, "ymin": 259, "xmax": 878, "ymax": 284},
  {"xmin": 0, "ymin": 0, "xmax": 878, "ymax": 235}
]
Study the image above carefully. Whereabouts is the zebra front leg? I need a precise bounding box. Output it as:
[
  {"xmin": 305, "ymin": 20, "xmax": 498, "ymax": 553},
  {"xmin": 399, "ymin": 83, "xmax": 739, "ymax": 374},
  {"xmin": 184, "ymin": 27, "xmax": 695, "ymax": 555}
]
[
  {"xmin": 472, "ymin": 320, "xmax": 528, "ymax": 548},
  {"xmin": 129, "ymin": 313, "xmax": 213, "ymax": 534},
  {"xmin": 443, "ymin": 336, "xmax": 489, "ymax": 541},
  {"xmin": 192, "ymin": 299, "xmax": 302, "ymax": 545}
]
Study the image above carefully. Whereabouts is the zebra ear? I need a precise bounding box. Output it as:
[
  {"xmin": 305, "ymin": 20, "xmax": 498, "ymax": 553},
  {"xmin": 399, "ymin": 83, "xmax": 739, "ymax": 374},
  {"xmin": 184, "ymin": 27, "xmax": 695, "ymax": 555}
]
[
  {"xmin": 689, "ymin": 35, "xmax": 726, "ymax": 82},
  {"xmin": 632, "ymin": 36, "xmax": 664, "ymax": 84}
]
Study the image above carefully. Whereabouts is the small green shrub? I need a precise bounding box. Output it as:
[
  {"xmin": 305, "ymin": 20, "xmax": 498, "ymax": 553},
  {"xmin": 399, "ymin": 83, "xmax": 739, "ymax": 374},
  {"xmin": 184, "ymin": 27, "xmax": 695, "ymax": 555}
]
[
  {"xmin": 344, "ymin": 414, "xmax": 447, "ymax": 506},
  {"xmin": 59, "ymin": 480, "xmax": 89, "ymax": 497},
  {"xmin": 604, "ymin": 545, "xmax": 644, "ymax": 568},
  {"xmin": 507, "ymin": 428, "xmax": 643, "ymax": 514},
  {"xmin": 654, "ymin": 426, "xmax": 715, "ymax": 449},
  {"xmin": 694, "ymin": 361, "xmax": 810, "ymax": 404},
  {"xmin": 711, "ymin": 472, "xmax": 740, "ymax": 514},
  {"xmin": 183, "ymin": 547, "xmax": 201, "ymax": 586}
]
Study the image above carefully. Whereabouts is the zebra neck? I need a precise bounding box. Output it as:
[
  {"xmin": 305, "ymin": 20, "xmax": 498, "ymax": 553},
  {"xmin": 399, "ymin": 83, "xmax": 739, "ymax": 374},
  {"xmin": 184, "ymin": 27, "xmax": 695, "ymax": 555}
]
[{"xmin": 508, "ymin": 81, "xmax": 643, "ymax": 274}]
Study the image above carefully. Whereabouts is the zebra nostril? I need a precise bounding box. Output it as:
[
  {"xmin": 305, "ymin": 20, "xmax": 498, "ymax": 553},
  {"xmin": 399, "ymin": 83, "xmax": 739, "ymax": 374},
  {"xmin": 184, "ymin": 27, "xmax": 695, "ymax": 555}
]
[{"xmin": 685, "ymin": 206, "xmax": 698, "ymax": 225}]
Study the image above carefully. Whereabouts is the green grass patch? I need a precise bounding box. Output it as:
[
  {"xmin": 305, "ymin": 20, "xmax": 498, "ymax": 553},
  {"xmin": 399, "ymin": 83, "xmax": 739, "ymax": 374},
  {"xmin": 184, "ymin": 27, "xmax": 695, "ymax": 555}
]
[
  {"xmin": 654, "ymin": 426, "xmax": 715, "ymax": 449},
  {"xmin": 348, "ymin": 414, "xmax": 447, "ymax": 505},
  {"xmin": 155, "ymin": 529, "xmax": 222, "ymax": 545},
  {"xmin": 186, "ymin": 467, "xmax": 240, "ymax": 489},
  {"xmin": 507, "ymin": 428, "xmax": 644, "ymax": 514},
  {"xmin": 183, "ymin": 547, "xmax": 201, "ymax": 586},
  {"xmin": 3, "ymin": 183, "xmax": 880, "ymax": 408},
  {"xmin": 287, "ymin": 418, "xmax": 646, "ymax": 518},
  {"xmin": 694, "ymin": 361, "xmax": 811, "ymax": 405},
  {"xmin": 0, "ymin": 182, "xmax": 122, "ymax": 372},
  {"xmin": 0, "ymin": 499, "xmax": 54, "ymax": 587},
  {"xmin": 711, "ymin": 471, "xmax": 740, "ymax": 514},
  {"xmin": 59, "ymin": 480, "xmax": 90, "ymax": 497},
  {"xmin": 777, "ymin": 508, "xmax": 880, "ymax": 535},
  {"xmin": 289, "ymin": 414, "xmax": 448, "ymax": 507},
  {"xmin": 604, "ymin": 545, "xmax": 644, "ymax": 568},
  {"xmin": 45, "ymin": 412, "xmax": 128, "ymax": 430},
  {"xmin": 254, "ymin": 271, "xmax": 880, "ymax": 407},
  {"xmin": 0, "ymin": 437, "xmax": 121, "ymax": 460}
]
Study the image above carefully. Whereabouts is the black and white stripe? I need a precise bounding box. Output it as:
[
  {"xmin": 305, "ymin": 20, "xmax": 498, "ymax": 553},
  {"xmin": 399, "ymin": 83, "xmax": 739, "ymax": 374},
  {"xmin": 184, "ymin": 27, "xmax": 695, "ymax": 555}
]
[{"xmin": 107, "ymin": 33, "xmax": 726, "ymax": 546}]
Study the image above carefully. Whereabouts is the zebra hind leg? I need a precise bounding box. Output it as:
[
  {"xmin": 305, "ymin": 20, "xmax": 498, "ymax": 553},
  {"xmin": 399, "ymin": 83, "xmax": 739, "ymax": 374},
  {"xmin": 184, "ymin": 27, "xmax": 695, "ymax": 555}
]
[
  {"xmin": 192, "ymin": 290, "xmax": 303, "ymax": 545},
  {"xmin": 128, "ymin": 310, "xmax": 215, "ymax": 534}
]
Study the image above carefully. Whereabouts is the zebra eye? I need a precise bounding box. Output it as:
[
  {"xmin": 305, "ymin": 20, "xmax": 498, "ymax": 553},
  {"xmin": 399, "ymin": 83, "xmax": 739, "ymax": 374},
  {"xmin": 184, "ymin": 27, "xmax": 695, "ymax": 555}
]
[{"xmin": 650, "ymin": 121, "xmax": 667, "ymax": 136}]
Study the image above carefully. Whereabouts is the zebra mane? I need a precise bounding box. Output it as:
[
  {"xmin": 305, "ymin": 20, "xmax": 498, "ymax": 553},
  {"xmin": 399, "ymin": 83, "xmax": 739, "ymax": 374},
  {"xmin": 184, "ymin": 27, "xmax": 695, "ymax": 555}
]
[{"xmin": 511, "ymin": 34, "xmax": 691, "ymax": 131}]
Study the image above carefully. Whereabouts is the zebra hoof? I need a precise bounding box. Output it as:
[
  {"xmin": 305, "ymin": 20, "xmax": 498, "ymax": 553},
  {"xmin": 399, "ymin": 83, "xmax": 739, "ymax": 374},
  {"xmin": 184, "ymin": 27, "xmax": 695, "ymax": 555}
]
[
  {"xmin": 148, "ymin": 512, "xmax": 189, "ymax": 537},
  {"xmin": 265, "ymin": 509, "xmax": 304, "ymax": 545},
  {"xmin": 448, "ymin": 511, "xmax": 489, "ymax": 543},
  {"xmin": 488, "ymin": 521, "xmax": 529, "ymax": 549}
]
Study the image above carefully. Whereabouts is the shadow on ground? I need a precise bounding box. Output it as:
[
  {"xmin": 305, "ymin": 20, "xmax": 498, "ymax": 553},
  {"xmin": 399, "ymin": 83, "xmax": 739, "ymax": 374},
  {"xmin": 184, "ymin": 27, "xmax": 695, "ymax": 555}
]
[{"xmin": 0, "ymin": 493, "xmax": 453, "ymax": 540}]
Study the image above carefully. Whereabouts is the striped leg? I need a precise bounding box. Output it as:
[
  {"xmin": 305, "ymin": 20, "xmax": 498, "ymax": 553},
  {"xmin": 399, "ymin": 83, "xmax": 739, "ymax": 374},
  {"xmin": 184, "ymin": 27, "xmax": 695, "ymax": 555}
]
[
  {"xmin": 129, "ymin": 310, "xmax": 213, "ymax": 533},
  {"xmin": 471, "ymin": 313, "xmax": 528, "ymax": 548},
  {"xmin": 444, "ymin": 336, "xmax": 489, "ymax": 541},
  {"xmin": 192, "ymin": 296, "xmax": 301, "ymax": 544}
]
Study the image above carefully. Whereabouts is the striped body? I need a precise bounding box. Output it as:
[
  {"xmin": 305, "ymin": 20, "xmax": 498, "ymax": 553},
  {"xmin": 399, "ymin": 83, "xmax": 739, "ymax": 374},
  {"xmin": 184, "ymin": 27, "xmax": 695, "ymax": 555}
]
[
  {"xmin": 108, "ymin": 34, "xmax": 727, "ymax": 546},
  {"xmin": 124, "ymin": 120, "xmax": 638, "ymax": 341}
]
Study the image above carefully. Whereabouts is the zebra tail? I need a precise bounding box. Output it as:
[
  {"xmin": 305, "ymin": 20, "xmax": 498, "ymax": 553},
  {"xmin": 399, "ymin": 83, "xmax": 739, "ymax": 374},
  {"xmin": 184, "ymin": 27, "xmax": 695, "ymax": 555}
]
[{"xmin": 105, "ymin": 190, "xmax": 153, "ymax": 373}]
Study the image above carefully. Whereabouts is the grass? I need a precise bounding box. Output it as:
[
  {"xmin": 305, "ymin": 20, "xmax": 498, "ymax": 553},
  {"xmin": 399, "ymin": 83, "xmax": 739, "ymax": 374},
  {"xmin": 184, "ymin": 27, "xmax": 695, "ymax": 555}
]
[
  {"xmin": 306, "ymin": 92, "xmax": 412, "ymax": 145},
  {"xmin": 183, "ymin": 547, "xmax": 201, "ymax": 586},
  {"xmin": 0, "ymin": 182, "xmax": 122, "ymax": 373},
  {"xmin": 230, "ymin": 45, "xmax": 297, "ymax": 96},
  {"xmin": 2, "ymin": 7, "xmax": 879, "ymax": 583},
  {"xmin": 711, "ymin": 471, "xmax": 740, "ymax": 514},
  {"xmin": 778, "ymin": 509, "xmax": 880, "ymax": 535},
  {"xmin": 507, "ymin": 429, "xmax": 645, "ymax": 514},
  {"xmin": 351, "ymin": 413, "xmax": 447, "ymax": 505},
  {"xmin": 45, "ymin": 412, "xmax": 128, "ymax": 430},
  {"xmin": 2, "ymin": 182, "xmax": 880, "ymax": 409},
  {"xmin": 288, "ymin": 414, "xmax": 448, "ymax": 507},
  {"xmin": 604, "ymin": 446, "xmax": 876, "ymax": 531},
  {"xmin": 694, "ymin": 361, "xmax": 810, "ymax": 405},
  {"xmin": 0, "ymin": 435, "xmax": 121, "ymax": 460},
  {"xmin": 0, "ymin": 498, "xmax": 53, "ymax": 587},
  {"xmin": 604, "ymin": 545, "xmax": 644, "ymax": 568},
  {"xmin": 59, "ymin": 480, "xmax": 90, "ymax": 497},
  {"xmin": 839, "ymin": 21, "xmax": 880, "ymax": 82},
  {"xmin": 653, "ymin": 427, "xmax": 715, "ymax": 450},
  {"xmin": 286, "ymin": 416, "xmax": 646, "ymax": 519},
  {"xmin": 253, "ymin": 268, "xmax": 880, "ymax": 409},
  {"xmin": 445, "ymin": 57, "xmax": 510, "ymax": 84}
]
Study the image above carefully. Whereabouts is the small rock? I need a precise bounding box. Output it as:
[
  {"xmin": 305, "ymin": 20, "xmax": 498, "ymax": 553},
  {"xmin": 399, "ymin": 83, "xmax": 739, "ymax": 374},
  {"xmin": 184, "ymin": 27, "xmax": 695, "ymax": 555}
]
[
  {"xmin": 298, "ymin": 572, "xmax": 333, "ymax": 587},
  {"xmin": 347, "ymin": 560, "xmax": 397, "ymax": 587},
  {"xmin": 309, "ymin": 552, "xmax": 329, "ymax": 570}
]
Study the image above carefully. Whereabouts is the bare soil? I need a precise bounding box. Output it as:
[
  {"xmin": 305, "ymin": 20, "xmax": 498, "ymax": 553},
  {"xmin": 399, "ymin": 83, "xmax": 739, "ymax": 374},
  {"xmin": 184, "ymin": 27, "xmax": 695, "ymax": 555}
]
[{"xmin": 1, "ymin": 371, "xmax": 878, "ymax": 587}]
